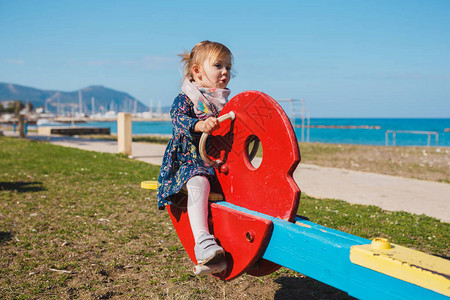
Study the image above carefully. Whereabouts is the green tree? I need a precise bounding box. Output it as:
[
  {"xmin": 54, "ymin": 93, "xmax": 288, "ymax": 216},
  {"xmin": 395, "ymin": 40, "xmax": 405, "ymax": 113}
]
[{"xmin": 5, "ymin": 102, "xmax": 16, "ymax": 114}]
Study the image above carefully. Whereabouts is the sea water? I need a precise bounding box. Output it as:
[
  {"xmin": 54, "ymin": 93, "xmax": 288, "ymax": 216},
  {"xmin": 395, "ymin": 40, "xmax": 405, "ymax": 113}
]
[{"xmin": 73, "ymin": 118, "xmax": 450, "ymax": 147}]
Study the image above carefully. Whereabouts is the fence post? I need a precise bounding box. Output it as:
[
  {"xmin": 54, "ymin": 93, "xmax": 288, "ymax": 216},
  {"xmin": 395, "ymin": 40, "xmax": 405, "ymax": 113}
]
[
  {"xmin": 18, "ymin": 115, "xmax": 26, "ymax": 138},
  {"xmin": 117, "ymin": 113, "xmax": 132, "ymax": 155}
]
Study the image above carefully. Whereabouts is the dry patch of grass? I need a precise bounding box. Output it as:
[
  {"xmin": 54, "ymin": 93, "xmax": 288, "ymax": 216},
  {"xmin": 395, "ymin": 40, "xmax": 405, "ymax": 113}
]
[
  {"xmin": 298, "ymin": 143, "xmax": 450, "ymax": 183},
  {"xmin": 0, "ymin": 137, "xmax": 351, "ymax": 299}
]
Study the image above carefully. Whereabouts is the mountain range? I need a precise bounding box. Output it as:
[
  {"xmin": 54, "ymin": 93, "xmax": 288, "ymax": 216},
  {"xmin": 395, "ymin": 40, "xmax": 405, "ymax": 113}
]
[{"xmin": 0, "ymin": 82, "xmax": 149, "ymax": 115}]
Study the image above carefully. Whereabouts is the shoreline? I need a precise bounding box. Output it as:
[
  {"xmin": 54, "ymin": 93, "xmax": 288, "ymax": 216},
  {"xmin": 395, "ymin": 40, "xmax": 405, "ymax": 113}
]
[
  {"xmin": 0, "ymin": 117, "xmax": 172, "ymax": 125},
  {"xmin": 1, "ymin": 129, "xmax": 449, "ymax": 148},
  {"xmin": 1, "ymin": 117, "xmax": 449, "ymax": 147}
]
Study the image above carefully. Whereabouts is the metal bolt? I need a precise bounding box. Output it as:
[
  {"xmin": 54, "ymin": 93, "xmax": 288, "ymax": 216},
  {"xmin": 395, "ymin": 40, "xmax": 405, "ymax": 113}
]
[{"xmin": 245, "ymin": 231, "xmax": 255, "ymax": 243}]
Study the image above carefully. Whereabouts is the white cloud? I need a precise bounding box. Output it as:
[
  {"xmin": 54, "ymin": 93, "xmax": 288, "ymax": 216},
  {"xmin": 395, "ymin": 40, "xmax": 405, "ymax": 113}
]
[
  {"xmin": 141, "ymin": 56, "xmax": 177, "ymax": 69},
  {"xmin": 75, "ymin": 56, "xmax": 177, "ymax": 69},
  {"xmin": 5, "ymin": 59, "xmax": 25, "ymax": 65}
]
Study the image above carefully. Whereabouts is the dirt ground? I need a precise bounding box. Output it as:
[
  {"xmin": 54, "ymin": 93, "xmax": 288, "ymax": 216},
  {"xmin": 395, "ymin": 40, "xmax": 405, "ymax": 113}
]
[
  {"xmin": 1, "ymin": 137, "xmax": 360, "ymax": 299},
  {"xmin": 1, "ymin": 135, "xmax": 448, "ymax": 299},
  {"xmin": 1, "ymin": 187, "xmax": 355, "ymax": 300}
]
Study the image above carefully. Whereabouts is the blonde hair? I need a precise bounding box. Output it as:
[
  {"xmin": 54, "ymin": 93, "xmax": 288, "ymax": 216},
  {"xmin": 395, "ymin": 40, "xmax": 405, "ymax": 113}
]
[{"xmin": 179, "ymin": 40, "xmax": 233, "ymax": 81}]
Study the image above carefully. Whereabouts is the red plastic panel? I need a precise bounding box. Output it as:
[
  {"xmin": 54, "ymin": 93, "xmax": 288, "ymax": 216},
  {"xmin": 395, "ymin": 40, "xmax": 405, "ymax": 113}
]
[
  {"xmin": 207, "ymin": 91, "xmax": 301, "ymax": 276},
  {"xmin": 167, "ymin": 200, "xmax": 273, "ymax": 281},
  {"xmin": 209, "ymin": 202, "xmax": 273, "ymax": 280},
  {"xmin": 167, "ymin": 201, "xmax": 196, "ymax": 263},
  {"xmin": 168, "ymin": 91, "xmax": 301, "ymax": 280},
  {"xmin": 209, "ymin": 91, "xmax": 301, "ymax": 222}
]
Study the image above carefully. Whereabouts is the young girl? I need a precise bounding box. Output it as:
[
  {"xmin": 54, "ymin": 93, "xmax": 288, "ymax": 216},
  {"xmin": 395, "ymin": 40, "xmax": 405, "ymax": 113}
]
[{"xmin": 157, "ymin": 41, "xmax": 233, "ymax": 265}]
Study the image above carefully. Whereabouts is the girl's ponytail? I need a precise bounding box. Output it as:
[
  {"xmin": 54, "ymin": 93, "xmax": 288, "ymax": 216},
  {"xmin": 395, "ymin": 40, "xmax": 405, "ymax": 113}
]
[{"xmin": 178, "ymin": 50, "xmax": 192, "ymax": 81}]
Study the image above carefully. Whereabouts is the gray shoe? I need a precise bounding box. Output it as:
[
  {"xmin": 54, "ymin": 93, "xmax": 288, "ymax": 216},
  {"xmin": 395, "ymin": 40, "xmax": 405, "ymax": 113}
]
[{"xmin": 194, "ymin": 233, "xmax": 225, "ymax": 265}]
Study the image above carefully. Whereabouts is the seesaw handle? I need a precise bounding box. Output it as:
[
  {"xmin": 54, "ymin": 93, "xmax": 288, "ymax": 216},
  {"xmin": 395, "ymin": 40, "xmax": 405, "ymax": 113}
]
[{"xmin": 199, "ymin": 111, "xmax": 236, "ymax": 167}]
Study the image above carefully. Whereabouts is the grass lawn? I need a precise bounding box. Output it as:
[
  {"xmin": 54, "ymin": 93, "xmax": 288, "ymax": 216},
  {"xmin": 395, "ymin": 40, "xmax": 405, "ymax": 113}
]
[{"xmin": 0, "ymin": 137, "xmax": 448, "ymax": 299}]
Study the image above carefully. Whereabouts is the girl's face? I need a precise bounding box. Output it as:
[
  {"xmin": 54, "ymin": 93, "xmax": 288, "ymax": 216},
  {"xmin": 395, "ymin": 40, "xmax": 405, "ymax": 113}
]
[{"xmin": 192, "ymin": 57, "xmax": 231, "ymax": 89}]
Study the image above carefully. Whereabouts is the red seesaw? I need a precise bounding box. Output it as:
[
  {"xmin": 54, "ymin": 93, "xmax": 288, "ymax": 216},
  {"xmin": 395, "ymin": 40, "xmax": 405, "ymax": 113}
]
[{"xmin": 142, "ymin": 91, "xmax": 449, "ymax": 299}]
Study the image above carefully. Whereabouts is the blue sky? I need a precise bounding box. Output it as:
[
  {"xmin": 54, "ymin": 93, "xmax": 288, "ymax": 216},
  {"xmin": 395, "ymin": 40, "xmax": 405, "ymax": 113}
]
[{"xmin": 1, "ymin": 0, "xmax": 449, "ymax": 117}]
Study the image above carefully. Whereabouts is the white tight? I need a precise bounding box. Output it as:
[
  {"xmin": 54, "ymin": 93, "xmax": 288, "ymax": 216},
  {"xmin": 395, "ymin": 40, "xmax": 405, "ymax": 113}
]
[{"xmin": 186, "ymin": 176, "xmax": 210, "ymax": 243}]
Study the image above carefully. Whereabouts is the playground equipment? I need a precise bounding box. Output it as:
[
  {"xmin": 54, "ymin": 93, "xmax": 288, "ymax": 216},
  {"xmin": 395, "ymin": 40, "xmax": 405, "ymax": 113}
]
[{"xmin": 141, "ymin": 91, "xmax": 449, "ymax": 299}]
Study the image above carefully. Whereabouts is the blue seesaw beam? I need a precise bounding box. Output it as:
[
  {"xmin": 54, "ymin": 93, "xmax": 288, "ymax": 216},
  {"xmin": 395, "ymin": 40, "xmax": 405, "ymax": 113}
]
[{"xmin": 218, "ymin": 201, "xmax": 449, "ymax": 300}]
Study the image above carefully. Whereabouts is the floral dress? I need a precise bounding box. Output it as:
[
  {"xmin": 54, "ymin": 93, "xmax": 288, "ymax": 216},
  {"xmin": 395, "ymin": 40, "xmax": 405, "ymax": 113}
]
[{"xmin": 156, "ymin": 93, "xmax": 216, "ymax": 210}]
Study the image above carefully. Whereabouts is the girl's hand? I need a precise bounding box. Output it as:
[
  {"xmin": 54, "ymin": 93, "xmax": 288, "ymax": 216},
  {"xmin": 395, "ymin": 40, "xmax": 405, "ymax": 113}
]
[{"xmin": 195, "ymin": 117, "xmax": 220, "ymax": 134}]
